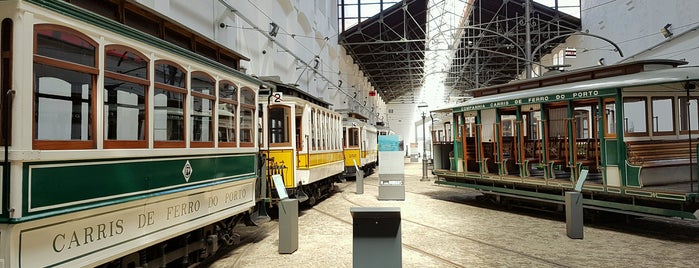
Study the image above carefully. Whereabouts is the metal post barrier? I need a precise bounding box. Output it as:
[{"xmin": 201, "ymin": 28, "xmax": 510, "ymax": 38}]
[{"xmin": 354, "ymin": 160, "xmax": 364, "ymax": 194}]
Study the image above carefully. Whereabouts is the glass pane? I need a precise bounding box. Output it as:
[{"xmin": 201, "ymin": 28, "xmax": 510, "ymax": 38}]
[
  {"xmin": 349, "ymin": 128, "xmax": 359, "ymax": 146},
  {"xmin": 623, "ymin": 98, "xmax": 647, "ymax": 134},
  {"xmin": 191, "ymin": 72, "xmax": 214, "ymax": 95},
  {"xmin": 105, "ymin": 46, "xmax": 147, "ymax": 79},
  {"xmin": 218, "ymin": 102, "xmax": 236, "ymax": 142},
  {"xmin": 154, "ymin": 88, "xmax": 184, "ymax": 141},
  {"xmin": 241, "ymin": 88, "xmax": 255, "ymax": 104},
  {"xmin": 219, "ymin": 81, "xmax": 237, "ymax": 101},
  {"xmin": 154, "ymin": 62, "xmax": 185, "ymax": 87},
  {"xmin": 104, "ymin": 78, "xmax": 145, "ymax": 140},
  {"xmin": 191, "ymin": 97, "xmax": 213, "ymax": 142},
  {"xmin": 240, "ymin": 107, "xmax": 254, "ymax": 143},
  {"xmin": 36, "ymin": 28, "xmax": 95, "ymax": 66},
  {"xmin": 501, "ymin": 115, "xmax": 517, "ymax": 136},
  {"xmin": 270, "ymin": 107, "xmax": 289, "ymax": 144},
  {"xmin": 652, "ymin": 98, "xmax": 674, "ymax": 132},
  {"xmin": 34, "ymin": 63, "xmax": 93, "ymax": 140},
  {"xmin": 678, "ymin": 97, "xmax": 699, "ymax": 131},
  {"xmin": 605, "ymin": 102, "xmax": 616, "ymax": 135}
]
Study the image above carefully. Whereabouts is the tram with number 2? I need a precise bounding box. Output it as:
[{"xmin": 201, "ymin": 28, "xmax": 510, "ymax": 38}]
[
  {"xmin": 260, "ymin": 78, "xmax": 345, "ymax": 206},
  {"xmin": 434, "ymin": 59, "xmax": 699, "ymax": 220}
]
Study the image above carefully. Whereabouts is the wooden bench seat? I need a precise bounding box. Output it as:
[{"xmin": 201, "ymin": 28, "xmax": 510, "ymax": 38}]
[
  {"xmin": 625, "ymin": 139, "xmax": 699, "ymax": 186},
  {"xmin": 626, "ymin": 140, "xmax": 698, "ymax": 167}
]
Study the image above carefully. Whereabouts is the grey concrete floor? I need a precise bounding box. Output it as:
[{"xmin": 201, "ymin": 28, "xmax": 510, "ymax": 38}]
[{"xmin": 208, "ymin": 161, "xmax": 699, "ymax": 267}]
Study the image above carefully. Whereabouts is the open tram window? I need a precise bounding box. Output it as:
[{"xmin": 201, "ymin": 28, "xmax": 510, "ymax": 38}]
[
  {"xmin": 678, "ymin": 96, "xmax": 699, "ymax": 134},
  {"xmin": 651, "ymin": 97, "xmax": 674, "ymax": 135},
  {"xmin": 103, "ymin": 45, "xmax": 148, "ymax": 149},
  {"xmin": 190, "ymin": 72, "xmax": 215, "ymax": 147},
  {"xmin": 218, "ymin": 81, "xmax": 237, "ymax": 146},
  {"xmin": 623, "ymin": 97, "xmax": 648, "ymax": 136},
  {"xmin": 239, "ymin": 87, "xmax": 256, "ymax": 147},
  {"xmin": 269, "ymin": 105, "xmax": 291, "ymax": 147},
  {"xmin": 603, "ymin": 99, "xmax": 616, "ymax": 137},
  {"xmin": 153, "ymin": 60, "xmax": 186, "ymax": 147},
  {"xmin": 33, "ymin": 24, "xmax": 97, "ymax": 149},
  {"xmin": 348, "ymin": 127, "xmax": 359, "ymax": 148}
]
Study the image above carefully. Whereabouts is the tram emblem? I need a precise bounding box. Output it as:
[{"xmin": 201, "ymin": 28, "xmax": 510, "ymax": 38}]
[{"xmin": 182, "ymin": 160, "xmax": 193, "ymax": 182}]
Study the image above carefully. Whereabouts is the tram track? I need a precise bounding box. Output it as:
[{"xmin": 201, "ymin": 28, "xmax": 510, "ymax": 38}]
[{"xmin": 326, "ymin": 180, "xmax": 572, "ymax": 267}]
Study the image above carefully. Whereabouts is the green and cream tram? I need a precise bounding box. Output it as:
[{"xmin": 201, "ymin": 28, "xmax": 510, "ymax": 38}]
[{"xmin": 434, "ymin": 59, "xmax": 699, "ymax": 219}]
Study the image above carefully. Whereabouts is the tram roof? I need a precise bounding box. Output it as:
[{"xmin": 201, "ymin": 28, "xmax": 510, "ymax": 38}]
[
  {"xmin": 440, "ymin": 60, "xmax": 699, "ymax": 113},
  {"xmin": 259, "ymin": 76, "xmax": 333, "ymax": 109}
]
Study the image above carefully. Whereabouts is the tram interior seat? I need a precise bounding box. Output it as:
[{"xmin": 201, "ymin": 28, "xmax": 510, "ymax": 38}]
[{"xmin": 626, "ymin": 139, "xmax": 698, "ymax": 185}]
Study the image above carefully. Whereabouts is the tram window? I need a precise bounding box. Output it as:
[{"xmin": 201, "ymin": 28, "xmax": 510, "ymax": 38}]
[
  {"xmin": 269, "ymin": 106, "xmax": 290, "ymax": 146},
  {"xmin": 604, "ymin": 100, "xmax": 616, "ymax": 137},
  {"xmin": 527, "ymin": 112, "xmax": 541, "ymax": 140},
  {"xmin": 348, "ymin": 128, "xmax": 359, "ymax": 147},
  {"xmin": 574, "ymin": 109, "xmax": 591, "ymax": 139},
  {"xmin": 190, "ymin": 72, "xmax": 215, "ymax": 145},
  {"xmin": 218, "ymin": 81, "xmax": 237, "ymax": 145},
  {"xmin": 103, "ymin": 46, "xmax": 148, "ymax": 148},
  {"xmin": 0, "ymin": 19, "xmax": 11, "ymax": 146},
  {"xmin": 501, "ymin": 115, "xmax": 516, "ymax": 136},
  {"xmin": 154, "ymin": 61, "xmax": 186, "ymax": 146},
  {"xmin": 103, "ymin": 78, "xmax": 146, "ymax": 141},
  {"xmin": 239, "ymin": 87, "xmax": 256, "ymax": 146},
  {"xmin": 33, "ymin": 25, "xmax": 97, "ymax": 149},
  {"xmin": 651, "ymin": 97, "xmax": 674, "ymax": 134},
  {"xmin": 311, "ymin": 109, "xmax": 316, "ymax": 150},
  {"xmin": 623, "ymin": 97, "xmax": 647, "ymax": 135},
  {"xmin": 678, "ymin": 97, "xmax": 699, "ymax": 133}
]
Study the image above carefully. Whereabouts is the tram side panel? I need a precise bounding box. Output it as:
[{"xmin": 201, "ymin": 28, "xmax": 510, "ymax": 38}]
[{"xmin": 0, "ymin": 1, "xmax": 264, "ymax": 266}]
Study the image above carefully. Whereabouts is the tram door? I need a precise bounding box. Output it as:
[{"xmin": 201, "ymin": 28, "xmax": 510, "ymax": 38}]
[
  {"xmin": 498, "ymin": 109, "xmax": 518, "ymax": 176},
  {"xmin": 545, "ymin": 103, "xmax": 569, "ymax": 179},
  {"xmin": 521, "ymin": 104, "xmax": 542, "ymax": 178},
  {"xmin": 572, "ymin": 100, "xmax": 601, "ymax": 180}
]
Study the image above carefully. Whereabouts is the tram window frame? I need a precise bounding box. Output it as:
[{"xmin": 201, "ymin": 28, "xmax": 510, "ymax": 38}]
[
  {"xmin": 623, "ymin": 97, "xmax": 648, "ymax": 136},
  {"xmin": 239, "ymin": 87, "xmax": 256, "ymax": 147},
  {"xmin": 33, "ymin": 24, "xmax": 98, "ymax": 150},
  {"xmin": 1, "ymin": 19, "xmax": 12, "ymax": 146},
  {"xmin": 269, "ymin": 105, "xmax": 291, "ymax": 147},
  {"xmin": 103, "ymin": 45, "xmax": 149, "ymax": 149},
  {"xmin": 153, "ymin": 60, "xmax": 187, "ymax": 148},
  {"xmin": 311, "ymin": 108, "xmax": 316, "ymax": 150},
  {"xmin": 678, "ymin": 96, "xmax": 699, "ymax": 134},
  {"xmin": 218, "ymin": 80, "xmax": 238, "ymax": 147},
  {"xmin": 603, "ymin": 99, "xmax": 617, "ymax": 138},
  {"xmin": 650, "ymin": 96, "xmax": 675, "ymax": 135},
  {"xmin": 189, "ymin": 71, "xmax": 215, "ymax": 147}
]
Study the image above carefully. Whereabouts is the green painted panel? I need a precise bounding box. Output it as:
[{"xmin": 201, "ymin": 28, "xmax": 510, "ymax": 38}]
[
  {"xmin": 605, "ymin": 139, "xmax": 619, "ymax": 165},
  {"xmin": 26, "ymin": 154, "xmax": 255, "ymax": 212}
]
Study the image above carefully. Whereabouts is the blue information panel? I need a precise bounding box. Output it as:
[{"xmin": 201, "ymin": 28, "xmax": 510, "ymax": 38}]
[{"xmin": 378, "ymin": 135, "xmax": 401, "ymax": 151}]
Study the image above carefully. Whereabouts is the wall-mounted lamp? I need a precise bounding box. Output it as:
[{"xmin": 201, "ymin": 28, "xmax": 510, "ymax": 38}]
[
  {"xmin": 219, "ymin": 23, "xmax": 233, "ymax": 29},
  {"xmin": 338, "ymin": 80, "xmax": 343, "ymax": 87},
  {"xmin": 269, "ymin": 22, "xmax": 279, "ymax": 37},
  {"xmin": 597, "ymin": 58, "xmax": 605, "ymax": 66},
  {"xmin": 661, "ymin": 23, "xmax": 673, "ymax": 38}
]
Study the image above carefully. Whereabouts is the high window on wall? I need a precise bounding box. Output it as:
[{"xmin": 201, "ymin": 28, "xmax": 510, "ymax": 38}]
[
  {"xmin": 103, "ymin": 45, "xmax": 148, "ymax": 148},
  {"xmin": 33, "ymin": 24, "xmax": 97, "ymax": 149},
  {"xmin": 190, "ymin": 72, "xmax": 215, "ymax": 147},
  {"xmin": 239, "ymin": 87, "xmax": 255, "ymax": 147},
  {"xmin": 218, "ymin": 81, "xmax": 237, "ymax": 146},
  {"xmin": 154, "ymin": 60, "xmax": 186, "ymax": 147},
  {"xmin": 338, "ymin": 0, "xmax": 401, "ymax": 31}
]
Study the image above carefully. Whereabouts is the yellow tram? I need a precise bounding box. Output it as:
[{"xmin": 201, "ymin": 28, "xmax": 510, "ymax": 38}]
[{"xmin": 260, "ymin": 78, "xmax": 344, "ymax": 205}]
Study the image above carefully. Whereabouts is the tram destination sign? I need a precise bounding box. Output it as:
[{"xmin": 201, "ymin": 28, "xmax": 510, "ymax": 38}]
[{"xmin": 453, "ymin": 88, "xmax": 616, "ymax": 112}]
